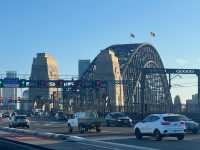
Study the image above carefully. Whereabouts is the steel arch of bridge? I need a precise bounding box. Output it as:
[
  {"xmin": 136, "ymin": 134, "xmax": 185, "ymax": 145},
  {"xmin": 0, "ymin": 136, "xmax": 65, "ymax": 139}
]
[
  {"xmin": 75, "ymin": 43, "xmax": 174, "ymax": 114},
  {"xmin": 121, "ymin": 43, "xmax": 172, "ymax": 114}
]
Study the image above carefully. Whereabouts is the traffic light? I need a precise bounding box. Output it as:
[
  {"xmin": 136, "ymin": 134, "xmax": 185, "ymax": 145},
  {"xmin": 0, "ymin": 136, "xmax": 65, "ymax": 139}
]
[
  {"xmin": 19, "ymin": 79, "xmax": 27, "ymax": 88},
  {"xmin": 94, "ymin": 80, "xmax": 101, "ymax": 88},
  {"xmin": 37, "ymin": 80, "xmax": 48, "ymax": 88},
  {"xmin": 0, "ymin": 79, "xmax": 3, "ymax": 88},
  {"xmin": 99, "ymin": 80, "xmax": 107, "ymax": 88}
]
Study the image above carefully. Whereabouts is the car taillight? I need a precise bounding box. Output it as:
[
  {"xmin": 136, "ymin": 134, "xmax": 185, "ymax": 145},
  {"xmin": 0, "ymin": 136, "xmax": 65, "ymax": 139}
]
[{"xmin": 161, "ymin": 121, "xmax": 171, "ymax": 125}]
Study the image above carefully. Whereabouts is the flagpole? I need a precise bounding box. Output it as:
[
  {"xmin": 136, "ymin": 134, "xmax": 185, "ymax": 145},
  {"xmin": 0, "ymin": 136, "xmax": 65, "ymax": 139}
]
[
  {"xmin": 130, "ymin": 33, "xmax": 135, "ymax": 43},
  {"xmin": 150, "ymin": 32, "xmax": 156, "ymax": 45}
]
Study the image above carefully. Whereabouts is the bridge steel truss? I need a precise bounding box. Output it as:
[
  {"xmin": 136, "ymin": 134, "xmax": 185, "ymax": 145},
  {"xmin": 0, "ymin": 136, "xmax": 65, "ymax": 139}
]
[
  {"xmin": 120, "ymin": 44, "xmax": 172, "ymax": 114},
  {"xmin": 140, "ymin": 68, "xmax": 200, "ymax": 119}
]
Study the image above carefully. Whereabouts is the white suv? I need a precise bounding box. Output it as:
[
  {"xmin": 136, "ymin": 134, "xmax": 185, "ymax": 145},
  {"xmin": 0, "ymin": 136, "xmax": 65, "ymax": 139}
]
[{"xmin": 134, "ymin": 114, "xmax": 185, "ymax": 141}]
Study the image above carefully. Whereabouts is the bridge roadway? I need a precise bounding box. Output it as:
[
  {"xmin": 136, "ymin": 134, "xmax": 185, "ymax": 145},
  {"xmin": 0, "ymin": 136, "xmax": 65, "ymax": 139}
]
[
  {"xmin": 1, "ymin": 118, "xmax": 200, "ymax": 150},
  {"xmin": 0, "ymin": 118, "xmax": 133, "ymax": 137}
]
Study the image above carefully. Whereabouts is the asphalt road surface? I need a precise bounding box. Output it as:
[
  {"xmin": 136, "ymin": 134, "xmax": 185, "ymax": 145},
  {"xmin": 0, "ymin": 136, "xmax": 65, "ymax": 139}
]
[
  {"xmin": 0, "ymin": 130, "xmax": 152, "ymax": 150},
  {"xmin": 0, "ymin": 118, "xmax": 133, "ymax": 137},
  {"xmin": 2, "ymin": 118, "xmax": 200, "ymax": 150},
  {"xmin": 101, "ymin": 134, "xmax": 200, "ymax": 150}
]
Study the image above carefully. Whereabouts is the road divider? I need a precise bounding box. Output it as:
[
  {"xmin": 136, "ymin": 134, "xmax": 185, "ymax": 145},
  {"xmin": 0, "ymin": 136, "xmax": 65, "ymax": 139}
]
[
  {"xmin": 0, "ymin": 126, "xmax": 83, "ymax": 141},
  {"xmin": 0, "ymin": 127, "xmax": 159, "ymax": 150}
]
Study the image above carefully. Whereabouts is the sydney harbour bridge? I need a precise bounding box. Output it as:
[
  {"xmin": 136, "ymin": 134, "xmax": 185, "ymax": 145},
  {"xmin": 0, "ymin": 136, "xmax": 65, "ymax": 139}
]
[{"xmin": 1, "ymin": 42, "xmax": 186, "ymax": 115}]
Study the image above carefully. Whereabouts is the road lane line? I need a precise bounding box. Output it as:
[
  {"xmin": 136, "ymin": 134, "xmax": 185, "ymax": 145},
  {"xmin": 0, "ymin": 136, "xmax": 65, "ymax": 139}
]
[
  {"xmin": 90, "ymin": 136, "xmax": 134, "ymax": 141},
  {"xmin": 79, "ymin": 142, "xmax": 121, "ymax": 150},
  {"xmin": 83, "ymin": 140, "xmax": 160, "ymax": 150}
]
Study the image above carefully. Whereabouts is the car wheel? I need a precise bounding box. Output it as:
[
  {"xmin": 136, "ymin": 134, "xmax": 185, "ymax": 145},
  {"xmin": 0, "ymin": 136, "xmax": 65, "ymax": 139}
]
[
  {"xmin": 26, "ymin": 125, "xmax": 30, "ymax": 128},
  {"xmin": 135, "ymin": 128, "xmax": 142, "ymax": 140},
  {"xmin": 67, "ymin": 124, "xmax": 73, "ymax": 133},
  {"xmin": 79, "ymin": 124, "xmax": 85, "ymax": 134},
  {"xmin": 96, "ymin": 126, "xmax": 101, "ymax": 133},
  {"xmin": 106, "ymin": 121, "xmax": 110, "ymax": 127},
  {"xmin": 116, "ymin": 122, "xmax": 121, "ymax": 127},
  {"xmin": 192, "ymin": 128, "xmax": 198, "ymax": 134},
  {"xmin": 177, "ymin": 134, "xmax": 184, "ymax": 140},
  {"xmin": 154, "ymin": 130, "xmax": 162, "ymax": 141}
]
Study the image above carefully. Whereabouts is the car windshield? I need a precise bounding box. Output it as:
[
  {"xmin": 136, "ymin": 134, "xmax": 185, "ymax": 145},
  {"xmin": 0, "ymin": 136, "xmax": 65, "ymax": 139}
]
[
  {"xmin": 15, "ymin": 116, "xmax": 26, "ymax": 120},
  {"xmin": 58, "ymin": 112, "xmax": 64, "ymax": 115},
  {"xmin": 163, "ymin": 116, "xmax": 183, "ymax": 122},
  {"xmin": 112, "ymin": 113, "xmax": 126, "ymax": 118},
  {"xmin": 85, "ymin": 112, "xmax": 97, "ymax": 118}
]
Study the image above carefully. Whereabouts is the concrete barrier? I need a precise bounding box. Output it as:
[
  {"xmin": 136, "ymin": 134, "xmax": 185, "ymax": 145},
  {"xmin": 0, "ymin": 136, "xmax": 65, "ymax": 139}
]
[{"xmin": 0, "ymin": 126, "xmax": 83, "ymax": 141}]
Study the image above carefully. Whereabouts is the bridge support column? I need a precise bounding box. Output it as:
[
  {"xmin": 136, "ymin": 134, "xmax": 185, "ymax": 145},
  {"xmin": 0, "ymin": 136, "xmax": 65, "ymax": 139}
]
[
  {"xmin": 198, "ymin": 75, "xmax": 200, "ymax": 111},
  {"xmin": 141, "ymin": 72, "xmax": 145, "ymax": 120}
]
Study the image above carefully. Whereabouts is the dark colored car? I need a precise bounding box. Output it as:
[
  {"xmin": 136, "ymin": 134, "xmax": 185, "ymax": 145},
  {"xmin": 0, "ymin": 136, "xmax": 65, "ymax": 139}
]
[
  {"xmin": 2, "ymin": 112, "xmax": 10, "ymax": 118},
  {"xmin": 180, "ymin": 115, "xmax": 199, "ymax": 134},
  {"xmin": 9, "ymin": 115, "xmax": 30, "ymax": 128},
  {"xmin": 105, "ymin": 112, "xmax": 133, "ymax": 127},
  {"xmin": 55, "ymin": 111, "xmax": 67, "ymax": 121}
]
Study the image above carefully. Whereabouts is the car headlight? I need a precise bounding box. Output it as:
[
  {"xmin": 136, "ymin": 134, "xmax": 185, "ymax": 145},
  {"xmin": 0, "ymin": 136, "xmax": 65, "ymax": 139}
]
[
  {"xmin": 129, "ymin": 119, "xmax": 132, "ymax": 122},
  {"xmin": 117, "ymin": 119, "xmax": 122, "ymax": 122}
]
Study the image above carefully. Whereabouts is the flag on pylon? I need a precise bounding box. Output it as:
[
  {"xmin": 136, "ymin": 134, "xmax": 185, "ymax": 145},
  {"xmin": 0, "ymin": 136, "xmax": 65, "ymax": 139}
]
[
  {"xmin": 130, "ymin": 33, "xmax": 135, "ymax": 38},
  {"xmin": 150, "ymin": 32, "xmax": 156, "ymax": 37}
]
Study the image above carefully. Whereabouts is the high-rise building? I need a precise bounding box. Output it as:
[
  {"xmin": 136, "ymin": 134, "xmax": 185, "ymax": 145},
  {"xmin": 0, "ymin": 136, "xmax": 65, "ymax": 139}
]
[
  {"xmin": 3, "ymin": 71, "xmax": 17, "ymax": 104},
  {"xmin": 29, "ymin": 53, "xmax": 59, "ymax": 111},
  {"xmin": 186, "ymin": 93, "xmax": 199, "ymax": 113},
  {"xmin": 21, "ymin": 90, "xmax": 29, "ymax": 111},
  {"xmin": 78, "ymin": 59, "xmax": 90, "ymax": 78},
  {"xmin": 192, "ymin": 94, "xmax": 198, "ymax": 104}
]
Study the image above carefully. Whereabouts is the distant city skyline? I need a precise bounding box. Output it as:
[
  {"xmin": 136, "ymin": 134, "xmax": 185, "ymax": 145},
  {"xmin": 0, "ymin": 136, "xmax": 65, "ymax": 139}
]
[{"xmin": 0, "ymin": 0, "xmax": 200, "ymax": 101}]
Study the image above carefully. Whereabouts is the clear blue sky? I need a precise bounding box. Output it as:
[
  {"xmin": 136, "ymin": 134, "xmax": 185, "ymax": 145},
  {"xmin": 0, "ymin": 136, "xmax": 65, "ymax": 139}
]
[{"xmin": 0, "ymin": 0, "xmax": 200, "ymax": 101}]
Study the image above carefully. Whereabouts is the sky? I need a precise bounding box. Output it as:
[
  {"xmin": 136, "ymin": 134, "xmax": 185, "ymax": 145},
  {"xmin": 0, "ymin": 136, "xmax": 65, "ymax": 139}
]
[{"xmin": 0, "ymin": 0, "xmax": 200, "ymax": 102}]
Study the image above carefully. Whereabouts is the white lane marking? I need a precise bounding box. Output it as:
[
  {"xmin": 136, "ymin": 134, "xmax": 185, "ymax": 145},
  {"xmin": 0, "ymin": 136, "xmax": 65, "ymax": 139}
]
[
  {"xmin": 91, "ymin": 136, "xmax": 134, "ymax": 141},
  {"xmin": 185, "ymin": 136, "xmax": 200, "ymax": 140},
  {"xmin": 83, "ymin": 140, "xmax": 160, "ymax": 150},
  {"xmin": 31, "ymin": 121, "xmax": 62, "ymax": 124},
  {"xmin": 79, "ymin": 142, "xmax": 121, "ymax": 150}
]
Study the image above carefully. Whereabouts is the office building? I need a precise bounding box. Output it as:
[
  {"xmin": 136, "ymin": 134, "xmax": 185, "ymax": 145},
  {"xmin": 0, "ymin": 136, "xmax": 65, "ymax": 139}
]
[{"xmin": 78, "ymin": 59, "xmax": 90, "ymax": 78}]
